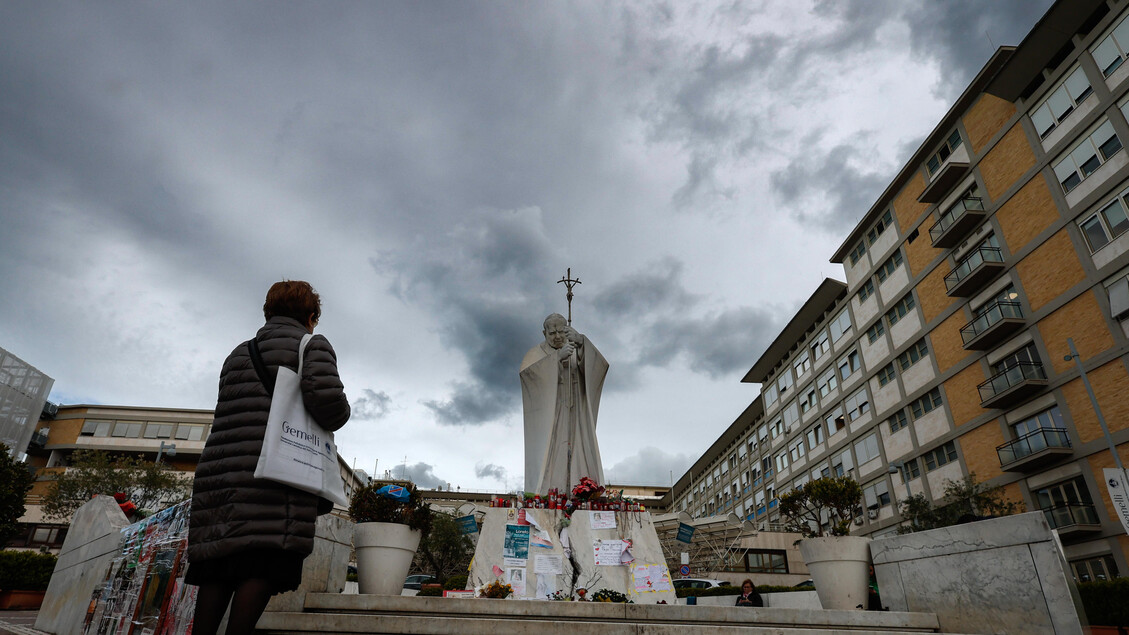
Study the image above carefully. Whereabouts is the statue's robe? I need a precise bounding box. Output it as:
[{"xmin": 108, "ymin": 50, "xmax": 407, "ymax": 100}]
[{"xmin": 520, "ymin": 340, "xmax": 609, "ymax": 494}]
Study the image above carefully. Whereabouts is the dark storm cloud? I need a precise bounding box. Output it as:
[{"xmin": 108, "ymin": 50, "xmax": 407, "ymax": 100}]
[
  {"xmin": 637, "ymin": 306, "xmax": 779, "ymax": 379},
  {"xmin": 591, "ymin": 258, "xmax": 699, "ymax": 318},
  {"xmin": 605, "ymin": 447, "xmax": 693, "ymax": 487},
  {"xmin": 392, "ymin": 461, "xmax": 449, "ymax": 490},
  {"xmin": 475, "ymin": 462, "xmax": 508, "ymax": 483},
  {"xmin": 771, "ymin": 141, "xmax": 890, "ymax": 233},
  {"xmin": 351, "ymin": 389, "xmax": 392, "ymax": 421}
]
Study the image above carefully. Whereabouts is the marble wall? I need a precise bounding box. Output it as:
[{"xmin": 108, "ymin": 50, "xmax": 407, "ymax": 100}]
[{"xmin": 870, "ymin": 512, "xmax": 1085, "ymax": 635}]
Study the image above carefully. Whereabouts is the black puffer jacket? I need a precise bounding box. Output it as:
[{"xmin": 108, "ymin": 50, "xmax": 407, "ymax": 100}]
[{"xmin": 188, "ymin": 316, "xmax": 350, "ymax": 563}]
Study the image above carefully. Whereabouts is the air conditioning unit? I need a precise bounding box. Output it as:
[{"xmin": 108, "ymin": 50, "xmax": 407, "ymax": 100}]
[
  {"xmin": 854, "ymin": 516, "xmax": 864, "ymax": 525},
  {"xmin": 867, "ymin": 509, "xmax": 878, "ymax": 519}
]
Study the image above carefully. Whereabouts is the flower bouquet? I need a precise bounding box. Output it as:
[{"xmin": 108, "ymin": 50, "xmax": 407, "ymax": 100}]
[
  {"xmin": 571, "ymin": 477, "xmax": 605, "ymax": 501},
  {"xmin": 479, "ymin": 580, "xmax": 513, "ymax": 599}
]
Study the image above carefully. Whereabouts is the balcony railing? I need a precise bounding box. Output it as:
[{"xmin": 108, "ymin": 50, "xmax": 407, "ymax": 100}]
[
  {"xmin": 978, "ymin": 361, "xmax": 1048, "ymax": 408},
  {"xmin": 1042, "ymin": 503, "xmax": 1101, "ymax": 534},
  {"xmin": 945, "ymin": 245, "xmax": 1005, "ymax": 296},
  {"xmin": 930, "ymin": 196, "xmax": 986, "ymax": 248},
  {"xmin": 997, "ymin": 428, "xmax": 1072, "ymax": 471},
  {"xmin": 961, "ymin": 300, "xmax": 1025, "ymax": 350}
]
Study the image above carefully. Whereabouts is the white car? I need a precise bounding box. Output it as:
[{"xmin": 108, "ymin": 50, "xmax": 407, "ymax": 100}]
[{"xmin": 672, "ymin": 578, "xmax": 733, "ymax": 590}]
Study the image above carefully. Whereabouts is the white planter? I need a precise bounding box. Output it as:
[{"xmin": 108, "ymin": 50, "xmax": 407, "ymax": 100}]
[
  {"xmin": 354, "ymin": 522, "xmax": 423, "ymax": 595},
  {"xmin": 799, "ymin": 535, "xmax": 871, "ymax": 610}
]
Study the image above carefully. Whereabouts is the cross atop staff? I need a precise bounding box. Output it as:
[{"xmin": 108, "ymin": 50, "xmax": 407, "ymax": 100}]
[{"xmin": 556, "ymin": 268, "xmax": 581, "ymax": 325}]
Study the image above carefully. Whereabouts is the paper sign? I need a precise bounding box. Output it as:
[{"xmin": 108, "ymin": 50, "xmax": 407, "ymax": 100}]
[
  {"xmin": 456, "ymin": 515, "xmax": 478, "ymax": 534},
  {"xmin": 504, "ymin": 524, "xmax": 530, "ymax": 560},
  {"xmin": 492, "ymin": 565, "xmax": 504, "ymax": 577},
  {"xmin": 503, "ymin": 557, "xmax": 527, "ymax": 568},
  {"xmin": 444, "ymin": 590, "xmax": 475, "ymax": 598},
  {"xmin": 536, "ymin": 573, "xmax": 556, "ymax": 599},
  {"xmin": 534, "ymin": 554, "xmax": 563, "ymax": 575},
  {"xmin": 506, "ymin": 567, "xmax": 526, "ymax": 596},
  {"xmin": 632, "ymin": 564, "xmax": 674, "ymax": 593},
  {"xmin": 593, "ymin": 539, "xmax": 626, "ymax": 566},
  {"xmin": 676, "ymin": 523, "xmax": 695, "ymax": 543},
  {"xmin": 590, "ymin": 511, "xmax": 616, "ymax": 529}
]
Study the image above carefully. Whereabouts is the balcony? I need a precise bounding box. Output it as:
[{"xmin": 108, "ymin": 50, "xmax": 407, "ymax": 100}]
[
  {"xmin": 960, "ymin": 301, "xmax": 1025, "ymax": 350},
  {"xmin": 919, "ymin": 161, "xmax": 971, "ymax": 204},
  {"xmin": 997, "ymin": 428, "xmax": 1072, "ymax": 471},
  {"xmin": 945, "ymin": 246, "xmax": 1005, "ymax": 297},
  {"xmin": 930, "ymin": 196, "xmax": 987, "ymax": 248},
  {"xmin": 1042, "ymin": 503, "xmax": 1102, "ymax": 536},
  {"xmin": 978, "ymin": 361, "xmax": 1048, "ymax": 409}
]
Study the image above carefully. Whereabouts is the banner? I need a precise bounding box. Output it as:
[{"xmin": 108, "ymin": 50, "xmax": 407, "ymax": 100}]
[
  {"xmin": 676, "ymin": 522, "xmax": 695, "ymax": 543},
  {"xmin": 1103, "ymin": 468, "xmax": 1129, "ymax": 536}
]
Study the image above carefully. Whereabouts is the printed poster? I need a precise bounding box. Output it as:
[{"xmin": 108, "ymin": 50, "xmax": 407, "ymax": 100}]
[{"xmin": 503, "ymin": 524, "xmax": 530, "ymax": 560}]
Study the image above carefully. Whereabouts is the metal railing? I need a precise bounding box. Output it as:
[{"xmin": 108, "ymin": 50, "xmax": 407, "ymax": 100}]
[
  {"xmin": 961, "ymin": 300, "xmax": 1023, "ymax": 344},
  {"xmin": 1042, "ymin": 503, "xmax": 1100, "ymax": 530},
  {"xmin": 929, "ymin": 196, "xmax": 985, "ymax": 242},
  {"xmin": 978, "ymin": 361, "xmax": 1047, "ymax": 402},
  {"xmin": 945, "ymin": 245, "xmax": 1004, "ymax": 290},
  {"xmin": 997, "ymin": 428, "xmax": 1071, "ymax": 466}
]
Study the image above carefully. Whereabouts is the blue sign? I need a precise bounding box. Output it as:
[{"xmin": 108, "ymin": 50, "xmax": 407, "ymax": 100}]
[
  {"xmin": 676, "ymin": 522, "xmax": 695, "ymax": 544},
  {"xmin": 456, "ymin": 514, "xmax": 478, "ymax": 535}
]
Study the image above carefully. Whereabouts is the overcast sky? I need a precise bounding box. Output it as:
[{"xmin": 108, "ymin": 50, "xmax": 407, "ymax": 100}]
[{"xmin": 1, "ymin": 1, "xmax": 1054, "ymax": 492}]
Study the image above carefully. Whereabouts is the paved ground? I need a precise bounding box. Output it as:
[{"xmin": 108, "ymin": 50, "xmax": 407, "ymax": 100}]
[{"xmin": 0, "ymin": 611, "xmax": 46, "ymax": 635}]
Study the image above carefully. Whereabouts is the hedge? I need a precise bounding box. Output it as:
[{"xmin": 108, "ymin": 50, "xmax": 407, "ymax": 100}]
[
  {"xmin": 675, "ymin": 584, "xmax": 809, "ymax": 598},
  {"xmin": 443, "ymin": 574, "xmax": 468, "ymax": 591},
  {"xmin": 0, "ymin": 550, "xmax": 58, "ymax": 591},
  {"xmin": 1078, "ymin": 578, "xmax": 1129, "ymax": 627}
]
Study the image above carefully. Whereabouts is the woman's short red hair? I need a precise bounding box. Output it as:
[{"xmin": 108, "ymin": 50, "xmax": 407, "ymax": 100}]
[{"xmin": 263, "ymin": 280, "xmax": 321, "ymax": 323}]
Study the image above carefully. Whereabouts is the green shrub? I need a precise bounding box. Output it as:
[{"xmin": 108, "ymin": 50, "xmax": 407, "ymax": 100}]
[
  {"xmin": 676, "ymin": 584, "xmax": 802, "ymax": 598},
  {"xmin": 346, "ymin": 572, "xmax": 358, "ymax": 583},
  {"xmin": 1078, "ymin": 578, "xmax": 1129, "ymax": 626},
  {"xmin": 443, "ymin": 574, "xmax": 468, "ymax": 591},
  {"xmin": 0, "ymin": 550, "xmax": 58, "ymax": 591},
  {"xmin": 590, "ymin": 588, "xmax": 631, "ymax": 603},
  {"xmin": 417, "ymin": 585, "xmax": 443, "ymax": 597},
  {"xmin": 759, "ymin": 584, "xmax": 811, "ymax": 594},
  {"xmin": 348, "ymin": 483, "xmax": 433, "ymax": 536}
]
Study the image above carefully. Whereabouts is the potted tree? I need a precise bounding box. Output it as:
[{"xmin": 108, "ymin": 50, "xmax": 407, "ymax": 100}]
[
  {"xmin": 349, "ymin": 483, "xmax": 433, "ymax": 595},
  {"xmin": 779, "ymin": 476, "xmax": 869, "ymax": 610}
]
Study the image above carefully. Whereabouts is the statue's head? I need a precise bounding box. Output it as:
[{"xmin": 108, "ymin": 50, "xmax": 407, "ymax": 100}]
[{"xmin": 542, "ymin": 313, "xmax": 569, "ymax": 349}]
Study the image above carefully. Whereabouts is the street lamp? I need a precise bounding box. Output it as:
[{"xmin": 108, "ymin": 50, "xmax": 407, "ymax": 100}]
[
  {"xmin": 157, "ymin": 441, "xmax": 176, "ymax": 465},
  {"xmin": 1064, "ymin": 339, "xmax": 1124, "ymax": 471}
]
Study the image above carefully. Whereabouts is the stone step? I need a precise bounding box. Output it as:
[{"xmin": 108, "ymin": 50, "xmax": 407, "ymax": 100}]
[{"xmin": 253, "ymin": 593, "xmax": 973, "ymax": 635}]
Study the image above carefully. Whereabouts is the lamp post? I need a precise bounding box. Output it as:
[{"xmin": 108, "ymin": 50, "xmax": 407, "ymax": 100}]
[
  {"xmin": 1065, "ymin": 339, "xmax": 1124, "ymax": 471},
  {"xmin": 156, "ymin": 441, "xmax": 176, "ymax": 465}
]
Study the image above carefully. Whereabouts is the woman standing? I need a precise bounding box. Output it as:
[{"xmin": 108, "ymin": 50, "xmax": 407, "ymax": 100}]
[
  {"xmin": 187, "ymin": 281, "xmax": 350, "ymax": 635},
  {"xmin": 735, "ymin": 579, "xmax": 764, "ymax": 607}
]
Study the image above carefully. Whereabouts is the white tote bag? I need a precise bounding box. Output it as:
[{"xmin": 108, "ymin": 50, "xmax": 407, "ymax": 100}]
[{"xmin": 254, "ymin": 333, "xmax": 349, "ymax": 506}]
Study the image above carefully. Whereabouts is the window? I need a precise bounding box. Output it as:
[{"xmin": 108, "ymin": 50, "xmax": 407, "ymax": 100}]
[
  {"xmin": 829, "ymin": 309, "xmax": 852, "ymax": 342},
  {"xmin": 875, "ymin": 249, "xmax": 904, "ymax": 283},
  {"xmin": 1053, "ymin": 120, "xmax": 1122, "ymax": 193},
  {"xmin": 838, "ymin": 349, "xmax": 861, "ymax": 380},
  {"xmin": 896, "ymin": 338, "xmax": 929, "ymax": 371},
  {"xmin": 845, "ymin": 387, "xmax": 871, "ymax": 422},
  {"xmin": 762, "ymin": 456, "xmax": 773, "ymax": 478},
  {"xmin": 1079, "ymin": 190, "xmax": 1129, "ymax": 252},
  {"xmin": 865, "ymin": 320, "xmax": 885, "ymax": 344},
  {"xmin": 817, "ymin": 368, "xmax": 838, "ymax": 397},
  {"xmin": 886, "ymin": 293, "xmax": 917, "ymax": 326},
  {"xmin": 854, "ymin": 432, "xmax": 880, "ymax": 464},
  {"xmin": 763, "ymin": 383, "xmax": 779, "ymax": 407},
  {"xmin": 782, "ymin": 402, "xmax": 799, "ymax": 430},
  {"xmin": 926, "ymin": 129, "xmax": 964, "ymax": 175},
  {"xmin": 112, "ymin": 422, "xmax": 143, "ymax": 438},
  {"xmin": 758, "ymin": 424, "xmax": 768, "ymax": 442},
  {"xmin": 777, "ymin": 368, "xmax": 794, "ymax": 396},
  {"xmin": 910, "ymin": 388, "xmax": 943, "ymax": 419},
  {"xmin": 775, "ymin": 451, "xmax": 790, "ymax": 472},
  {"xmin": 80, "ymin": 420, "xmax": 112, "ymax": 437},
  {"xmin": 1093, "ymin": 15, "xmax": 1129, "ymax": 76},
  {"xmin": 902, "ymin": 458, "xmax": 921, "ymax": 480},
  {"xmin": 770, "ymin": 418, "xmax": 784, "ymax": 439},
  {"xmin": 863, "ymin": 480, "xmax": 891, "ymax": 509},
  {"xmin": 1013, "ymin": 406, "xmax": 1065, "ymax": 437},
  {"xmin": 1035, "ymin": 477, "xmax": 1096, "ymax": 528},
  {"xmin": 811, "ymin": 331, "xmax": 830, "ymax": 360},
  {"xmin": 800, "ymin": 385, "xmax": 817, "ymax": 413},
  {"xmin": 789, "ymin": 438, "xmax": 805, "ymax": 462},
  {"xmin": 143, "ymin": 423, "xmax": 174, "ymax": 439},
  {"xmin": 866, "ymin": 209, "xmax": 894, "ymax": 245},
  {"xmin": 793, "ymin": 351, "xmax": 811, "ymax": 377},
  {"xmin": 848, "ymin": 241, "xmax": 867, "ymax": 265},
  {"xmin": 1071, "ymin": 555, "xmax": 1120, "ymax": 583},
  {"xmin": 991, "ymin": 342, "xmax": 1041, "ymax": 376},
  {"xmin": 877, "ymin": 362, "xmax": 897, "ymax": 387},
  {"xmin": 825, "ymin": 407, "xmax": 846, "ymax": 434},
  {"xmin": 806, "ymin": 423, "xmax": 825, "ymax": 447},
  {"xmin": 888, "ymin": 409, "xmax": 909, "ymax": 433},
  {"xmin": 858, "ymin": 279, "xmax": 875, "ymax": 302},
  {"xmin": 1030, "ymin": 66, "xmax": 1093, "ymax": 138},
  {"xmin": 923, "ymin": 441, "xmax": 958, "ymax": 471},
  {"xmin": 175, "ymin": 424, "xmax": 206, "ymax": 441},
  {"xmin": 746, "ymin": 550, "xmax": 789, "ymax": 574}
]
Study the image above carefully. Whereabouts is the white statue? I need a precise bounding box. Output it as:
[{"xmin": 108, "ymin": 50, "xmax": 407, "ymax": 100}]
[{"xmin": 520, "ymin": 313, "xmax": 609, "ymax": 494}]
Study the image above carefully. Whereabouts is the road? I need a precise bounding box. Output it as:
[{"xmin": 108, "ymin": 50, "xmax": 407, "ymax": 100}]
[{"xmin": 0, "ymin": 611, "xmax": 46, "ymax": 635}]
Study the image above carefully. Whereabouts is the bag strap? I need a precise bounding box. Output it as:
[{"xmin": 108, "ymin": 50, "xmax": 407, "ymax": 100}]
[{"xmin": 246, "ymin": 338, "xmax": 275, "ymax": 395}]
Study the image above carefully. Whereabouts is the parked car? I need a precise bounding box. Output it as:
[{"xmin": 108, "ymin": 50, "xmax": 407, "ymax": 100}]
[
  {"xmin": 403, "ymin": 574, "xmax": 437, "ymax": 590},
  {"xmin": 672, "ymin": 578, "xmax": 732, "ymax": 590},
  {"xmin": 793, "ymin": 579, "xmax": 814, "ymax": 588}
]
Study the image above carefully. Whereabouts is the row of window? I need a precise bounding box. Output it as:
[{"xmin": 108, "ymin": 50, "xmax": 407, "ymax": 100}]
[
  {"xmin": 848, "ymin": 209, "xmax": 895, "ymax": 265},
  {"xmin": 764, "ymin": 307, "xmax": 853, "ymax": 409},
  {"xmin": 80, "ymin": 419, "xmax": 208, "ymax": 441}
]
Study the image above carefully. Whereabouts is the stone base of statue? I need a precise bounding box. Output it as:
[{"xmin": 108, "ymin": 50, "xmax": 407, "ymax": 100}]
[{"xmin": 467, "ymin": 508, "xmax": 676, "ymax": 604}]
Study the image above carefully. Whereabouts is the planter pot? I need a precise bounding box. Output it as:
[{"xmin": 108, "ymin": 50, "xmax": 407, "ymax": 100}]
[
  {"xmin": 799, "ymin": 536, "xmax": 871, "ymax": 610},
  {"xmin": 353, "ymin": 522, "xmax": 423, "ymax": 595},
  {"xmin": 0, "ymin": 590, "xmax": 47, "ymax": 610}
]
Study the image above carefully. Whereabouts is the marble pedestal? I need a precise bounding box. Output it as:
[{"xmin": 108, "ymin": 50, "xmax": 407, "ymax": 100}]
[
  {"xmin": 468, "ymin": 508, "xmax": 676, "ymax": 604},
  {"xmin": 870, "ymin": 512, "xmax": 1085, "ymax": 635}
]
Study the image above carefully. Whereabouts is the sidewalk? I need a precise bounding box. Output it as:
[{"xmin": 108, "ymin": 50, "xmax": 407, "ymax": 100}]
[{"xmin": 0, "ymin": 611, "xmax": 47, "ymax": 635}]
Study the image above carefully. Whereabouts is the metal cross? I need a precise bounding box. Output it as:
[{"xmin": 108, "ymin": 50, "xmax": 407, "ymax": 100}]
[{"xmin": 556, "ymin": 268, "xmax": 581, "ymax": 325}]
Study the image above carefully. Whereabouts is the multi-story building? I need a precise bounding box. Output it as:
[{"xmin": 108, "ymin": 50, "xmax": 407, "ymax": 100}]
[
  {"xmin": 0, "ymin": 345, "xmax": 54, "ymax": 457},
  {"xmin": 668, "ymin": 0, "xmax": 1129, "ymax": 584},
  {"xmin": 12, "ymin": 404, "xmax": 366, "ymax": 552}
]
